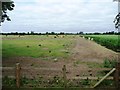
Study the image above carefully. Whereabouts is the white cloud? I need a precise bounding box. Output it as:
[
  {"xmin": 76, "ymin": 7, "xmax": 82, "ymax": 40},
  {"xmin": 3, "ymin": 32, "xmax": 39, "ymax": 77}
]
[{"xmin": 2, "ymin": 0, "xmax": 118, "ymax": 33}]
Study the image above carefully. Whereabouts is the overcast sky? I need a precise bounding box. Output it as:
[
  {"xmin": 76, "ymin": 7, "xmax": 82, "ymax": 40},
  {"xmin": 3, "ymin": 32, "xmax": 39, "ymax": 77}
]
[{"xmin": 1, "ymin": 0, "xmax": 118, "ymax": 33}]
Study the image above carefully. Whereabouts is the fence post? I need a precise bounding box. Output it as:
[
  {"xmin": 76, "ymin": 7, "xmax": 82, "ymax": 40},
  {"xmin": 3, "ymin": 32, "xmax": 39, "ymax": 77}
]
[
  {"xmin": 114, "ymin": 62, "xmax": 120, "ymax": 89},
  {"xmin": 16, "ymin": 63, "xmax": 21, "ymax": 88},
  {"xmin": 62, "ymin": 65, "xmax": 67, "ymax": 89}
]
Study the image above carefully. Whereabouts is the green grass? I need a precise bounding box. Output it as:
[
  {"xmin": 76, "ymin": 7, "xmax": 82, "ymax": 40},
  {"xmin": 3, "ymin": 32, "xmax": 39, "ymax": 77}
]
[
  {"xmin": 73, "ymin": 58, "xmax": 117, "ymax": 69},
  {"xmin": 2, "ymin": 35, "xmax": 75, "ymax": 59},
  {"xmin": 73, "ymin": 60, "xmax": 103, "ymax": 68},
  {"xmin": 84, "ymin": 35, "xmax": 119, "ymax": 52}
]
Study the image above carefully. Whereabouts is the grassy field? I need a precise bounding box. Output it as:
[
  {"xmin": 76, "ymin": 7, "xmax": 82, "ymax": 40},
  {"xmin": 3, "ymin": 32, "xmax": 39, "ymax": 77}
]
[
  {"xmin": 2, "ymin": 34, "xmax": 119, "ymax": 58},
  {"xmin": 2, "ymin": 35, "xmax": 76, "ymax": 59},
  {"xmin": 2, "ymin": 34, "xmax": 118, "ymax": 88},
  {"xmin": 84, "ymin": 35, "xmax": 119, "ymax": 52}
]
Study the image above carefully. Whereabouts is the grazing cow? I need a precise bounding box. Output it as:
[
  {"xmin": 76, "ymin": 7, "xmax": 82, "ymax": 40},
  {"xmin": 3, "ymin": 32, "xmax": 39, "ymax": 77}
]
[
  {"xmin": 91, "ymin": 38, "xmax": 93, "ymax": 41},
  {"xmin": 88, "ymin": 37, "xmax": 91, "ymax": 40}
]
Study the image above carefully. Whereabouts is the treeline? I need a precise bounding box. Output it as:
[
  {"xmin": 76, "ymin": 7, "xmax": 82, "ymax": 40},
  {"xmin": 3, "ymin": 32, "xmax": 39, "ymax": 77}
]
[
  {"xmin": 1, "ymin": 31, "xmax": 120, "ymax": 35},
  {"xmin": 85, "ymin": 31, "xmax": 120, "ymax": 35},
  {"xmin": 1, "ymin": 31, "xmax": 83, "ymax": 35}
]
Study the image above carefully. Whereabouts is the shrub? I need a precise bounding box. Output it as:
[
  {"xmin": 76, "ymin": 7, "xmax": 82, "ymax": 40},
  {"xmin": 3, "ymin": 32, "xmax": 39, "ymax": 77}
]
[
  {"xmin": 81, "ymin": 77, "xmax": 90, "ymax": 86},
  {"xmin": 26, "ymin": 45, "xmax": 30, "ymax": 48},
  {"xmin": 3, "ymin": 76, "xmax": 16, "ymax": 87},
  {"xmin": 103, "ymin": 59, "xmax": 117, "ymax": 68}
]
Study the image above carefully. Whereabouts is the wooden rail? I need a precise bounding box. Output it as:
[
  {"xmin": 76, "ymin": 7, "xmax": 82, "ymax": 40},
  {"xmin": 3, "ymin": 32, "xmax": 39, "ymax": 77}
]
[
  {"xmin": 93, "ymin": 68, "xmax": 116, "ymax": 88},
  {"xmin": 2, "ymin": 67, "xmax": 113, "ymax": 71}
]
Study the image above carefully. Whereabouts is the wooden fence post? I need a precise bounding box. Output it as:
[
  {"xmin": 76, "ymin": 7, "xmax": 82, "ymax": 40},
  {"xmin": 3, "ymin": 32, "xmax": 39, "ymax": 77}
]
[
  {"xmin": 16, "ymin": 63, "xmax": 21, "ymax": 88},
  {"xmin": 62, "ymin": 65, "xmax": 67, "ymax": 89},
  {"xmin": 114, "ymin": 62, "xmax": 120, "ymax": 89}
]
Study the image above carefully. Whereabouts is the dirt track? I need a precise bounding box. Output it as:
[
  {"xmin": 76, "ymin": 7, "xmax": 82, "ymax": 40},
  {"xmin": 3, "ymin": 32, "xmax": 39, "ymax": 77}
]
[
  {"xmin": 2, "ymin": 37, "xmax": 119, "ymax": 78},
  {"xmin": 71, "ymin": 37, "xmax": 118, "ymax": 62}
]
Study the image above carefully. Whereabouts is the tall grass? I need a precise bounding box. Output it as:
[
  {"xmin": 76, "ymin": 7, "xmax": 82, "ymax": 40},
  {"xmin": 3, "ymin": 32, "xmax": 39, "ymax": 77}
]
[{"xmin": 84, "ymin": 35, "xmax": 119, "ymax": 52}]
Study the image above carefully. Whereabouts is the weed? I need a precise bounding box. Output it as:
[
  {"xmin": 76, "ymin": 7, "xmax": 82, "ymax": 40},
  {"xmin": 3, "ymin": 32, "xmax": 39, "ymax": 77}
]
[
  {"xmin": 81, "ymin": 77, "xmax": 91, "ymax": 86},
  {"xmin": 38, "ymin": 44, "xmax": 41, "ymax": 46},
  {"xmin": 103, "ymin": 58, "xmax": 117, "ymax": 68},
  {"xmin": 2, "ymin": 76, "xmax": 16, "ymax": 87},
  {"xmin": 31, "ymin": 63, "xmax": 34, "ymax": 66}
]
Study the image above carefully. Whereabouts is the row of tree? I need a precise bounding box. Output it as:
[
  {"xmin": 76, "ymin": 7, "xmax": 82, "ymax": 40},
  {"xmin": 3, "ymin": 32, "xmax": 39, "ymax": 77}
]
[
  {"xmin": 1, "ymin": 31, "xmax": 120, "ymax": 35},
  {"xmin": 86, "ymin": 31, "xmax": 120, "ymax": 35},
  {"xmin": 1, "ymin": 32, "xmax": 82, "ymax": 35}
]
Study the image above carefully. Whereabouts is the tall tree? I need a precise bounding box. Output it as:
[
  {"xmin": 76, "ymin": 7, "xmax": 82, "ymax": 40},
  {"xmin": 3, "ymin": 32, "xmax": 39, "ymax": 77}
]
[
  {"xmin": 0, "ymin": 0, "xmax": 15, "ymax": 24},
  {"xmin": 114, "ymin": 13, "xmax": 120, "ymax": 29}
]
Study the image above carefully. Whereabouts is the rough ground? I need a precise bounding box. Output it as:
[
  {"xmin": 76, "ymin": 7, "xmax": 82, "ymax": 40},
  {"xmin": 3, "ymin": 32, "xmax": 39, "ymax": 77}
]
[{"xmin": 2, "ymin": 37, "xmax": 119, "ymax": 79}]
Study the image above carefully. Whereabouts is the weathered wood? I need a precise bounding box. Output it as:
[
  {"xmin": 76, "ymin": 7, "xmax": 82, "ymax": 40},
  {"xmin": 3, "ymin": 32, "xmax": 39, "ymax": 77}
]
[
  {"xmin": 15, "ymin": 63, "xmax": 21, "ymax": 88},
  {"xmin": 114, "ymin": 63, "xmax": 120, "ymax": 89},
  {"xmin": 2, "ymin": 63, "xmax": 119, "ymax": 89},
  {"xmin": 71, "ymin": 76, "xmax": 115, "ymax": 80},
  {"xmin": 2, "ymin": 67, "xmax": 112, "ymax": 71},
  {"xmin": 93, "ymin": 68, "xmax": 116, "ymax": 88},
  {"xmin": 62, "ymin": 65, "xmax": 67, "ymax": 89}
]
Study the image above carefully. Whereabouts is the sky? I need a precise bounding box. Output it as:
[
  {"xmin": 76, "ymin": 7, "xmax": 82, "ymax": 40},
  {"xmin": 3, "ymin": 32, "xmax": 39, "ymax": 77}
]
[{"xmin": 1, "ymin": 0, "xmax": 119, "ymax": 33}]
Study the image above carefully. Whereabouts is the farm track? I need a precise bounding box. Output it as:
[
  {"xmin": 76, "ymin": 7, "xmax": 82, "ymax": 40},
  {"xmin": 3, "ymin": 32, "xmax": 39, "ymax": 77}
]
[
  {"xmin": 2, "ymin": 37, "xmax": 119, "ymax": 78},
  {"xmin": 71, "ymin": 37, "xmax": 118, "ymax": 62}
]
